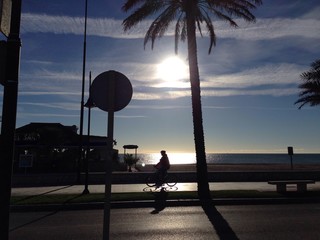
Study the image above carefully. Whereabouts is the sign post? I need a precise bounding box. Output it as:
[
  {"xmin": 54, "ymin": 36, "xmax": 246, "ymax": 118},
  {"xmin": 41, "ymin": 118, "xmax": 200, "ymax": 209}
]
[
  {"xmin": 288, "ymin": 146, "xmax": 294, "ymax": 170},
  {"xmin": 90, "ymin": 70, "xmax": 132, "ymax": 240}
]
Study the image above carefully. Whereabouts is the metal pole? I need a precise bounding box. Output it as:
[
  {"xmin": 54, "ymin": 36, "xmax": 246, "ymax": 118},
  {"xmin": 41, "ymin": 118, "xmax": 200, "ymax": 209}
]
[
  {"xmin": 83, "ymin": 71, "xmax": 92, "ymax": 194},
  {"xmin": 78, "ymin": 0, "xmax": 88, "ymax": 183},
  {"xmin": 103, "ymin": 112, "xmax": 114, "ymax": 240},
  {"xmin": 0, "ymin": 0, "xmax": 22, "ymax": 239},
  {"xmin": 103, "ymin": 74, "xmax": 116, "ymax": 240},
  {"xmin": 288, "ymin": 146, "xmax": 294, "ymax": 170}
]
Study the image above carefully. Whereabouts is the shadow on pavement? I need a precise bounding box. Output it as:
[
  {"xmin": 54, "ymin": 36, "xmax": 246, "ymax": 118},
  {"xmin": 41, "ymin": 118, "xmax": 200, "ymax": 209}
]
[
  {"xmin": 202, "ymin": 200, "xmax": 239, "ymax": 240},
  {"xmin": 150, "ymin": 188, "xmax": 168, "ymax": 214},
  {"xmin": 10, "ymin": 193, "xmax": 83, "ymax": 232},
  {"xmin": 12, "ymin": 185, "xmax": 74, "ymax": 204},
  {"xmin": 10, "ymin": 211, "xmax": 57, "ymax": 232}
]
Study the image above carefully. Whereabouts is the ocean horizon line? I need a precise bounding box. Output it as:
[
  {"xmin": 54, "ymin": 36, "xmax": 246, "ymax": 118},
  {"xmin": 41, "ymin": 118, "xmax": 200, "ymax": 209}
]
[
  {"xmin": 119, "ymin": 153, "xmax": 320, "ymax": 165},
  {"xmin": 126, "ymin": 152, "xmax": 320, "ymax": 154}
]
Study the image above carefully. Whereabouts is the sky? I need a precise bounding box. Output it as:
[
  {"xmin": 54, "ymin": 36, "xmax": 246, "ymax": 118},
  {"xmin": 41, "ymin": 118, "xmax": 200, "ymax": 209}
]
[{"xmin": 1, "ymin": 0, "xmax": 320, "ymax": 154}]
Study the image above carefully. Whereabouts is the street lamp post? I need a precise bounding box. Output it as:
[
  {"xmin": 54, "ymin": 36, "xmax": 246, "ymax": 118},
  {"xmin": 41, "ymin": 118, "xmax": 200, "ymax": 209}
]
[
  {"xmin": 78, "ymin": 0, "xmax": 88, "ymax": 183},
  {"xmin": 83, "ymin": 71, "xmax": 94, "ymax": 194}
]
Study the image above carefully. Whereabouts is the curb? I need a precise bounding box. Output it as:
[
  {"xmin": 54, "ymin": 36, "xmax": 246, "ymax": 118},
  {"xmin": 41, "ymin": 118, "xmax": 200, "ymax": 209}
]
[{"xmin": 10, "ymin": 197, "xmax": 320, "ymax": 212}]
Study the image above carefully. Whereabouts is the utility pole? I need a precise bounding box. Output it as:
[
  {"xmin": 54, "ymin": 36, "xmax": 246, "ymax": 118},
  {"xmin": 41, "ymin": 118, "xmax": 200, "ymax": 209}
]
[
  {"xmin": 83, "ymin": 71, "xmax": 92, "ymax": 194},
  {"xmin": 0, "ymin": 0, "xmax": 22, "ymax": 239},
  {"xmin": 77, "ymin": 0, "xmax": 88, "ymax": 183}
]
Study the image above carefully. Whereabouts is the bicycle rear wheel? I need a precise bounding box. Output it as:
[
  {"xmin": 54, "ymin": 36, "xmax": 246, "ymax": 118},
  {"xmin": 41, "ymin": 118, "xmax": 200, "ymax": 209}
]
[
  {"xmin": 165, "ymin": 174, "xmax": 177, "ymax": 187},
  {"xmin": 145, "ymin": 174, "xmax": 157, "ymax": 187}
]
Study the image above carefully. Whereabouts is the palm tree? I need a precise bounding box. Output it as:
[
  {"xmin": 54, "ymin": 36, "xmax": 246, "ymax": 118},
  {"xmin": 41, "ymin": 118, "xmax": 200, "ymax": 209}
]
[
  {"xmin": 122, "ymin": 0, "xmax": 262, "ymax": 201},
  {"xmin": 295, "ymin": 59, "xmax": 320, "ymax": 109}
]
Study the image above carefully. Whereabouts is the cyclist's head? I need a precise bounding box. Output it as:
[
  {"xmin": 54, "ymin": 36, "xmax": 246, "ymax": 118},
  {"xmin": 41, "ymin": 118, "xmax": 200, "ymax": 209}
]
[{"xmin": 160, "ymin": 150, "xmax": 166, "ymax": 155}]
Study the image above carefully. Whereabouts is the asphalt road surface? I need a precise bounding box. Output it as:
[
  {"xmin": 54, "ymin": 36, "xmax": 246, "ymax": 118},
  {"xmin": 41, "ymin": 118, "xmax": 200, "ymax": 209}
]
[{"xmin": 9, "ymin": 203, "xmax": 320, "ymax": 240}]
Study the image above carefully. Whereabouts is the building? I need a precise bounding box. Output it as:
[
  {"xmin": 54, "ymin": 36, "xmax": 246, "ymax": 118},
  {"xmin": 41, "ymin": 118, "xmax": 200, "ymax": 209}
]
[{"xmin": 14, "ymin": 122, "xmax": 119, "ymax": 173}]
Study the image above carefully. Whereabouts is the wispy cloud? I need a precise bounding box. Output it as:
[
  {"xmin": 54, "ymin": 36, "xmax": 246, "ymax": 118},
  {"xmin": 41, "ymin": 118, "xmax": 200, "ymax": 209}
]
[
  {"xmin": 21, "ymin": 13, "xmax": 320, "ymax": 40},
  {"xmin": 201, "ymin": 87, "xmax": 298, "ymax": 97},
  {"xmin": 22, "ymin": 69, "xmax": 80, "ymax": 81},
  {"xmin": 21, "ymin": 14, "xmax": 85, "ymax": 35},
  {"xmin": 115, "ymin": 115, "xmax": 147, "ymax": 119},
  {"xmin": 19, "ymin": 91, "xmax": 81, "ymax": 96},
  {"xmin": 127, "ymin": 104, "xmax": 190, "ymax": 110},
  {"xmin": 301, "ymin": 6, "xmax": 320, "ymax": 19},
  {"xmin": 19, "ymin": 68, "xmax": 82, "ymax": 94},
  {"xmin": 18, "ymin": 62, "xmax": 303, "ymax": 100},
  {"xmin": 202, "ymin": 63, "xmax": 305, "ymax": 88},
  {"xmin": 131, "ymin": 63, "xmax": 304, "ymax": 99},
  {"xmin": 19, "ymin": 12, "xmax": 318, "ymax": 101},
  {"xmin": 20, "ymin": 102, "xmax": 80, "ymax": 111},
  {"xmin": 17, "ymin": 113, "xmax": 79, "ymax": 118},
  {"xmin": 218, "ymin": 18, "xmax": 320, "ymax": 40}
]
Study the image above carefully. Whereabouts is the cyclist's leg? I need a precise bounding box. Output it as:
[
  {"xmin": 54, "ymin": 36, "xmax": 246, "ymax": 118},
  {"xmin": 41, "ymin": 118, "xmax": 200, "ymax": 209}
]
[{"xmin": 156, "ymin": 168, "xmax": 165, "ymax": 187}]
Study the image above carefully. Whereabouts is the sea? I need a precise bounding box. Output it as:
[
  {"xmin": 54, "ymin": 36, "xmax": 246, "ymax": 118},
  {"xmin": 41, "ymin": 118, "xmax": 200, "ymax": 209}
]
[{"xmin": 119, "ymin": 153, "xmax": 320, "ymax": 165}]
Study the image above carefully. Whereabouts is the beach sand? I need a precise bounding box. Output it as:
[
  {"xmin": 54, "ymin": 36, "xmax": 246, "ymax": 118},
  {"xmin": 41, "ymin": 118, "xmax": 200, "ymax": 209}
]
[{"xmin": 139, "ymin": 163, "xmax": 320, "ymax": 172}]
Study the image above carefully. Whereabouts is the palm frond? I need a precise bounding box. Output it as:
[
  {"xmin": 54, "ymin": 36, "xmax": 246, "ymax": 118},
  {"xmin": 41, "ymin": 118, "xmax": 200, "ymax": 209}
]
[
  {"xmin": 122, "ymin": 0, "xmax": 145, "ymax": 12},
  {"xmin": 123, "ymin": 1, "xmax": 164, "ymax": 31},
  {"xmin": 174, "ymin": 13, "xmax": 185, "ymax": 54},
  {"xmin": 207, "ymin": 5, "xmax": 238, "ymax": 27},
  {"xmin": 199, "ymin": 9, "xmax": 216, "ymax": 54},
  {"xmin": 123, "ymin": 0, "xmax": 262, "ymax": 54},
  {"xmin": 143, "ymin": 4, "xmax": 179, "ymax": 49},
  {"xmin": 295, "ymin": 59, "xmax": 320, "ymax": 109},
  {"xmin": 180, "ymin": 18, "xmax": 187, "ymax": 42},
  {"xmin": 207, "ymin": 0, "xmax": 261, "ymax": 23},
  {"xmin": 311, "ymin": 59, "xmax": 320, "ymax": 70},
  {"xmin": 295, "ymin": 95, "xmax": 320, "ymax": 109}
]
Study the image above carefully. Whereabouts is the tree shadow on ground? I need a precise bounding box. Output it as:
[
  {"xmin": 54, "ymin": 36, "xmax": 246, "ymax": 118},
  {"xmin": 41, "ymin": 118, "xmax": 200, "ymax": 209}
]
[
  {"xmin": 201, "ymin": 200, "xmax": 239, "ymax": 240},
  {"xmin": 10, "ymin": 193, "xmax": 83, "ymax": 232},
  {"xmin": 150, "ymin": 188, "xmax": 168, "ymax": 214},
  {"xmin": 12, "ymin": 185, "xmax": 74, "ymax": 204}
]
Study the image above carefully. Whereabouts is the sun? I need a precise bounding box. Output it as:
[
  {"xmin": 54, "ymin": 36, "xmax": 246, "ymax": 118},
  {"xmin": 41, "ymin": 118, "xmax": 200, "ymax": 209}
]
[{"xmin": 156, "ymin": 56, "xmax": 188, "ymax": 82}]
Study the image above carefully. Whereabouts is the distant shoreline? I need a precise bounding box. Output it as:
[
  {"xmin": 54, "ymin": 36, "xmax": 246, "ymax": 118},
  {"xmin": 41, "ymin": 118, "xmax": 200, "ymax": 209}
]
[
  {"xmin": 126, "ymin": 153, "xmax": 320, "ymax": 165},
  {"xmin": 138, "ymin": 163, "xmax": 320, "ymax": 172}
]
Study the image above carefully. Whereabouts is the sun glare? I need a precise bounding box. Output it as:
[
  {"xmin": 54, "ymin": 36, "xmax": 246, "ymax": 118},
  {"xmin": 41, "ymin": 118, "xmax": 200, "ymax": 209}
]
[{"xmin": 156, "ymin": 56, "xmax": 188, "ymax": 82}]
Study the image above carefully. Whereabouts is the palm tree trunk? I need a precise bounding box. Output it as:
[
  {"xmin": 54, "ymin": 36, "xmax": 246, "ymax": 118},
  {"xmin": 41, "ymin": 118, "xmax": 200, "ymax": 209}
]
[{"xmin": 185, "ymin": 1, "xmax": 211, "ymax": 201}]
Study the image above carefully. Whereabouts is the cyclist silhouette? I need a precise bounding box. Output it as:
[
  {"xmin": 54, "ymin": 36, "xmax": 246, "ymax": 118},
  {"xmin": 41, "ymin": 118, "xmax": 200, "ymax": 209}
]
[{"xmin": 154, "ymin": 150, "xmax": 170, "ymax": 187}]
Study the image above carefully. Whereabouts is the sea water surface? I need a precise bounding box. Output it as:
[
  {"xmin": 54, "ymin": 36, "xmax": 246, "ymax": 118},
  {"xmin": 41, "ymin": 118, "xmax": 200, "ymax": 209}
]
[{"xmin": 119, "ymin": 153, "xmax": 320, "ymax": 165}]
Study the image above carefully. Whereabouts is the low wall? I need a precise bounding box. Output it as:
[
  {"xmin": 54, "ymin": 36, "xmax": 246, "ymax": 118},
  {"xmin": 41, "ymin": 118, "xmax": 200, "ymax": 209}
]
[{"xmin": 12, "ymin": 171, "xmax": 320, "ymax": 187}]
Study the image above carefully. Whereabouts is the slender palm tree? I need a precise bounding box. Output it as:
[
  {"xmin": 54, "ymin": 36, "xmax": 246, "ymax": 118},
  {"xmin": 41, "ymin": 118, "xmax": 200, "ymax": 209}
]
[
  {"xmin": 295, "ymin": 59, "xmax": 320, "ymax": 109},
  {"xmin": 122, "ymin": 0, "xmax": 262, "ymax": 201}
]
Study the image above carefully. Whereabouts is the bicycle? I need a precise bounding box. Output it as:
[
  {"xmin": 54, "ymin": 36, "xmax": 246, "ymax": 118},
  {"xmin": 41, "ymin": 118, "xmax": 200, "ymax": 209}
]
[{"xmin": 144, "ymin": 170, "xmax": 178, "ymax": 192}]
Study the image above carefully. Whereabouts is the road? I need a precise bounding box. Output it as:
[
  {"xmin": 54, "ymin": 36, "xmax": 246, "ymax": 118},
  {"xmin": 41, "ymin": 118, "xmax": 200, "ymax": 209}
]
[{"xmin": 9, "ymin": 203, "xmax": 320, "ymax": 240}]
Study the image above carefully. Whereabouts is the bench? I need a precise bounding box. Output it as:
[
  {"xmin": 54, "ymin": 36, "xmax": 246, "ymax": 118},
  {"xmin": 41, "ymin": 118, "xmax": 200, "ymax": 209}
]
[{"xmin": 268, "ymin": 180, "xmax": 315, "ymax": 193}]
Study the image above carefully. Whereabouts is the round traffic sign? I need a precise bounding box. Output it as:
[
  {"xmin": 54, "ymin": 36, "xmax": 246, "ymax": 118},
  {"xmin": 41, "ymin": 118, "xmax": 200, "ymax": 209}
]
[{"xmin": 90, "ymin": 70, "xmax": 133, "ymax": 112}]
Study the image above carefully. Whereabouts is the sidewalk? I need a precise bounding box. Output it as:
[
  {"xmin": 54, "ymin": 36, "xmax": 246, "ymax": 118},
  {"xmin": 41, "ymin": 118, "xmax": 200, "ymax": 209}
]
[
  {"xmin": 11, "ymin": 181, "xmax": 320, "ymax": 196},
  {"xmin": 10, "ymin": 182, "xmax": 320, "ymax": 212}
]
